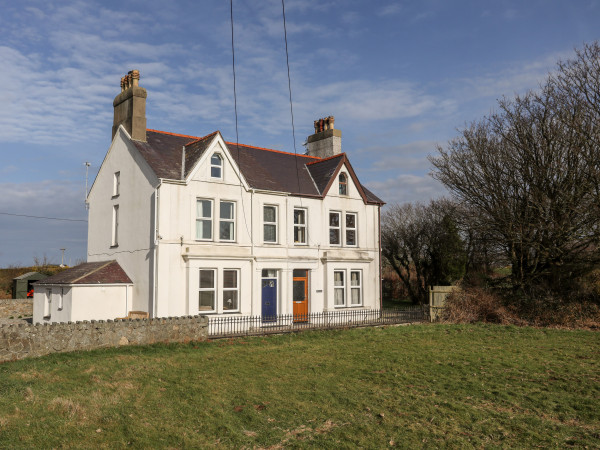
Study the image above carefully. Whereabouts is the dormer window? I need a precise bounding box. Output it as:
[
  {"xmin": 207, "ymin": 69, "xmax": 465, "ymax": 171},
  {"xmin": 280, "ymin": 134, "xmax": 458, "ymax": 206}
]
[
  {"xmin": 339, "ymin": 173, "xmax": 348, "ymax": 195},
  {"xmin": 211, "ymin": 154, "xmax": 223, "ymax": 179}
]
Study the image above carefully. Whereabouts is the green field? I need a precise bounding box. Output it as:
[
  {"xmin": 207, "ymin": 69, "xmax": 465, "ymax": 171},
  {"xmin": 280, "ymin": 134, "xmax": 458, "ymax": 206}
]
[{"xmin": 0, "ymin": 324, "xmax": 598, "ymax": 448}]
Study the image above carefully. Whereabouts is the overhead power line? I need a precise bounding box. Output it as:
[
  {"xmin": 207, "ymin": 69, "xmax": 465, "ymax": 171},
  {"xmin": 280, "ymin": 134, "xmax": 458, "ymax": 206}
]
[{"xmin": 0, "ymin": 212, "xmax": 87, "ymax": 223}]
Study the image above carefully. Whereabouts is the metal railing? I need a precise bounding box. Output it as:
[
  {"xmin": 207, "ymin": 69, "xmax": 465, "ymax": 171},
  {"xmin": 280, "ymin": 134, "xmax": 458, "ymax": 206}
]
[{"xmin": 208, "ymin": 306, "xmax": 426, "ymax": 338}]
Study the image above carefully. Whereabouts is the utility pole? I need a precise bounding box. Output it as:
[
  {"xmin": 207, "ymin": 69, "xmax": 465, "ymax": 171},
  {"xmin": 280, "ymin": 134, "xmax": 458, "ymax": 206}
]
[{"xmin": 60, "ymin": 248, "xmax": 66, "ymax": 267}]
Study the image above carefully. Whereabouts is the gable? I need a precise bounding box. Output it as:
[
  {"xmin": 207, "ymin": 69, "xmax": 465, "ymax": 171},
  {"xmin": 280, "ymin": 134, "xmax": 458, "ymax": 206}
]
[
  {"xmin": 185, "ymin": 133, "xmax": 249, "ymax": 190},
  {"xmin": 88, "ymin": 126, "xmax": 159, "ymax": 202}
]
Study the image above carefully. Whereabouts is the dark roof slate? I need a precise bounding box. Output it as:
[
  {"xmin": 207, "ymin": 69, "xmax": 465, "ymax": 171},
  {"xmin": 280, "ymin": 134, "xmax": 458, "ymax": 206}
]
[
  {"xmin": 227, "ymin": 143, "xmax": 320, "ymax": 195},
  {"xmin": 34, "ymin": 261, "xmax": 132, "ymax": 285},
  {"xmin": 130, "ymin": 129, "xmax": 384, "ymax": 204},
  {"xmin": 306, "ymin": 154, "xmax": 344, "ymax": 194},
  {"xmin": 361, "ymin": 184, "xmax": 384, "ymax": 204}
]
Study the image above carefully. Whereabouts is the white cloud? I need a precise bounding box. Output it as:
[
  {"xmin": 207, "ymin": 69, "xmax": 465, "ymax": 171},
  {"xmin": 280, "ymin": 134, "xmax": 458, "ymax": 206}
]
[
  {"xmin": 377, "ymin": 4, "xmax": 402, "ymax": 16},
  {"xmin": 363, "ymin": 141, "xmax": 440, "ymax": 172},
  {"xmin": 366, "ymin": 174, "xmax": 447, "ymax": 205}
]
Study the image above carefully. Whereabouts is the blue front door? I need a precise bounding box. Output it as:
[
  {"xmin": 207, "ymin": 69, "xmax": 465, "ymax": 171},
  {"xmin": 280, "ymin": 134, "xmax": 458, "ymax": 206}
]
[{"xmin": 262, "ymin": 278, "xmax": 277, "ymax": 322}]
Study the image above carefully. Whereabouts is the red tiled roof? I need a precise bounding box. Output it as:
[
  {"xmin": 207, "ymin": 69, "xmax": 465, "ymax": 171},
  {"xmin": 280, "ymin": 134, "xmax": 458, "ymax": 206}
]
[{"xmin": 34, "ymin": 261, "xmax": 132, "ymax": 285}]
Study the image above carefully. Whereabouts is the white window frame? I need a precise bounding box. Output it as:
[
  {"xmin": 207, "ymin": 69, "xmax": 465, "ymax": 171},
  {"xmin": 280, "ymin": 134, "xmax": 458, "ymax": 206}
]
[
  {"xmin": 219, "ymin": 200, "xmax": 236, "ymax": 242},
  {"xmin": 222, "ymin": 269, "xmax": 240, "ymax": 313},
  {"xmin": 350, "ymin": 270, "xmax": 362, "ymax": 306},
  {"xmin": 198, "ymin": 268, "xmax": 217, "ymax": 313},
  {"xmin": 329, "ymin": 211, "xmax": 341, "ymax": 246},
  {"xmin": 210, "ymin": 153, "xmax": 223, "ymax": 179},
  {"xmin": 333, "ymin": 270, "xmax": 346, "ymax": 307},
  {"xmin": 345, "ymin": 212, "xmax": 358, "ymax": 247},
  {"xmin": 58, "ymin": 287, "xmax": 64, "ymax": 310},
  {"xmin": 113, "ymin": 171, "xmax": 120, "ymax": 197},
  {"xmin": 196, "ymin": 199, "xmax": 213, "ymax": 241},
  {"xmin": 44, "ymin": 288, "xmax": 52, "ymax": 318},
  {"xmin": 263, "ymin": 205, "xmax": 278, "ymax": 244},
  {"xmin": 339, "ymin": 172, "xmax": 348, "ymax": 196},
  {"xmin": 111, "ymin": 205, "xmax": 119, "ymax": 247},
  {"xmin": 293, "ymin": 207, "xmax": 307, "ymax": 245}
]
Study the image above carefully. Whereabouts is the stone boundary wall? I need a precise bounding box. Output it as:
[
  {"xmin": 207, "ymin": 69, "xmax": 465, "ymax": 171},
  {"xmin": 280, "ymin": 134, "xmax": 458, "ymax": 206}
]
[
  {"xmin": 0, "ymin": 299, "xmax": 33, "ymax": 318},
  {"xmin": 0, "ymin": 315, "xmax": 208, "ymax": 363}
]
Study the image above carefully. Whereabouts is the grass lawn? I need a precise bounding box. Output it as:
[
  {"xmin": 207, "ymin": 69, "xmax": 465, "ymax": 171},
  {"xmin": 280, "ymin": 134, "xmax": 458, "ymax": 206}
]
[{"xmin": 0, "ymin": 324, "xmax": 598, "ymax": 448}]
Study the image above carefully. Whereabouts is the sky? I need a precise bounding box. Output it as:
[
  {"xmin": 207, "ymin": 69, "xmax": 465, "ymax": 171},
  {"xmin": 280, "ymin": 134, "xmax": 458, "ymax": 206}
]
[{"xmin": 0, "ymin": 0, "xmax": 598, "ymax": 267}]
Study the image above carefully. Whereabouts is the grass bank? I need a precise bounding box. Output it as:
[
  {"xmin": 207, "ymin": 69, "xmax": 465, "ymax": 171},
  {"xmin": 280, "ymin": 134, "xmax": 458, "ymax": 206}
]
[{"xmin": 0, "ymin": 324, "xmax": 598, "ymax": 448}]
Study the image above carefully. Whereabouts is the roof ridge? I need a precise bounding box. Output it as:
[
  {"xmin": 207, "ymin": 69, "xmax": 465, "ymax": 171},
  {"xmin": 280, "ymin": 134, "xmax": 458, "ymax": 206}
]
[
  {"xmin": 225, "ymin": 141, "xmax": 320, "ymax": 159},
  {"xmin": 307, "ymin": 152, "xmax": 345, "ymax": 165},
  {"xmin": 147, "ymin": 129, "xmax": 201, "ymax": 140},
  {"xmin": 185, "ymin": 130, "xmax": 220, "ymax": 147},
  {"xmin": 71, "ymin": 261, "xmax": 113, "ymax": 284}
]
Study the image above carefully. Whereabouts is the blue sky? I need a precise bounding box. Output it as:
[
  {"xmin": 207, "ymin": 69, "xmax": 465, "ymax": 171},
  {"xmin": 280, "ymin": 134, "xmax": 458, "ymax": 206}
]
[{"xmin": 0, "ymin": 0, "xmax": 598, "ymax": 267}]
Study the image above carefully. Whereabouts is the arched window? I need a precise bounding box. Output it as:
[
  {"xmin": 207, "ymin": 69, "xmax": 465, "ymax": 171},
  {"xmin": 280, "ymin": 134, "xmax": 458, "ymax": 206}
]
[
  {"xmin": 339, "ymin": 173, "xmax": 348, "ymax": 195},
  {"xmin": 211, "ymin": 154, "xmax": 222, "ymax": 178}
]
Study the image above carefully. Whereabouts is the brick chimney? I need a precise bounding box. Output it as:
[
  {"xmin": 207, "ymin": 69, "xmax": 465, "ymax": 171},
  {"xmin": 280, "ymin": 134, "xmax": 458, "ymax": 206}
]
[
  {"xmin": 306, "ymin": 116, "xmax": 341, "ymax": 158},
  {"xmin": 112, "ymin": 70, "xmax": 147, "ymax": 142}
]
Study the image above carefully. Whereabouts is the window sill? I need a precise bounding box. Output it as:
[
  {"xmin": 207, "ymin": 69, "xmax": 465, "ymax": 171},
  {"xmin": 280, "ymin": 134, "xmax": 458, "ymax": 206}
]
[
  {"xmin": 110, "ymin": 245, "xmax": 119, "ymax": 249},
  {"xmin": 111, "ymin": 194, "xmax": 120, "ymax": 199}
]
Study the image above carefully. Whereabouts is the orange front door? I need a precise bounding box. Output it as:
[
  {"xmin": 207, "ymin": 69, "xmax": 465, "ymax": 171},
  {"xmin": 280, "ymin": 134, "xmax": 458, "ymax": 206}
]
[{"xmin": 292, "ymin": 269, "xmax": 309, "ymax": 322}]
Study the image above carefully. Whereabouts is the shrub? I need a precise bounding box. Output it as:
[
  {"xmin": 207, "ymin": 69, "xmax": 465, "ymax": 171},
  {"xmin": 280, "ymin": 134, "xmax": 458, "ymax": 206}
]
[
  {"xmin": 442, "ymin": 285, "xmax": 600, "ymax": 329},
  {"xmin": 441, "ymin": 286, "xmax": 518, "ymax": 325}
]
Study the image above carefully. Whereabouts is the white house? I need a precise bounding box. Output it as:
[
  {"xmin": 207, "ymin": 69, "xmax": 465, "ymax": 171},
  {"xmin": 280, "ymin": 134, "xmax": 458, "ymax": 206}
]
[{"xmin": 34, "ymin": 70, "xmax": 384, "ymax": 324}]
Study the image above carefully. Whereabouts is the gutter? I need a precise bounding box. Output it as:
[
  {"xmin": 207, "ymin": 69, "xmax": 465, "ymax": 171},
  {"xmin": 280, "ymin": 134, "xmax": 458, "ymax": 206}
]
[
  {"xmin": 378, "ymin": 205, "xmax": 383, "ymax": 310},
  {"xmin": 153, "ymin": 183, "xmax": 161, "ymax": 318}
]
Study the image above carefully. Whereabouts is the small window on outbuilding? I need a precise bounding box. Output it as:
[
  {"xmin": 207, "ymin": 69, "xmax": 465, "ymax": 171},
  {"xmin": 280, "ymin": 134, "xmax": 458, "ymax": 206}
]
[
  {"xmin": 339, "ymin": 173, "xmax": 348, "ymax": 195},
  {"xmin": 211, "ymin": 154, "xmax": 223, "ymax": 179}
]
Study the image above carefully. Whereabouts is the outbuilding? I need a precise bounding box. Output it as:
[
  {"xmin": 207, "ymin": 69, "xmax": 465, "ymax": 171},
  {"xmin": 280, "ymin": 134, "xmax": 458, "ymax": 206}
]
[
  {"xmin": 33, "ymin": 261, "xmax": 133, "ymax": 324},
  {"xmin": 12, "ymin": 272, "xmax": 48, "ymax": 299}
]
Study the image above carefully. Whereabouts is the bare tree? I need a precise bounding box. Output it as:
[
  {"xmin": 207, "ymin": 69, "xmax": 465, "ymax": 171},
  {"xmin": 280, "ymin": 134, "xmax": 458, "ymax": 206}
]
[
  {"xmin": 430, "ymin": 42, "xmax": 600, "ymax": 295},
  {"xmin": 381, "ymin": 199, "xmax": 466, "ymax": 304}
]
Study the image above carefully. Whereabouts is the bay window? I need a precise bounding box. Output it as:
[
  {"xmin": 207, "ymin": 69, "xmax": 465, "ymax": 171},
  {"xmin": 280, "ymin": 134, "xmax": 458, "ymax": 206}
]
[
  {"xmin": 199, "ymin": 269, "xmax": 216, "ymax": 312},
  {"xmin": 334, "ymin": 270, "xmax": 345, "ymax": 306},
  {"xmin": 222, "ymin": 269, "xmax": 239, "ymax": 311}
]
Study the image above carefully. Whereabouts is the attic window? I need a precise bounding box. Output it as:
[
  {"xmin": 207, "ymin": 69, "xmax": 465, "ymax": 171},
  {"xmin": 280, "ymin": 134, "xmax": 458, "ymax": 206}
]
[
  {"xmin": 211, "ymin": 154, "xmax": 222, "ymax": 179},
  {"xmin": 339, "ymin": 173, "xmax": 348, "ymax": 195}
]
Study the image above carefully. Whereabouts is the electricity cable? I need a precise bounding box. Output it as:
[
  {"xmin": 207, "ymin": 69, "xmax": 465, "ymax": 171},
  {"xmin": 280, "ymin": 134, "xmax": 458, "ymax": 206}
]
[
  {"xmin": 0, "ymin": 212, "xmax": 87, "ymax": 223},
  {"xmin": 229, "ymin": 0, "xmax": 252, "ymax": 243}
]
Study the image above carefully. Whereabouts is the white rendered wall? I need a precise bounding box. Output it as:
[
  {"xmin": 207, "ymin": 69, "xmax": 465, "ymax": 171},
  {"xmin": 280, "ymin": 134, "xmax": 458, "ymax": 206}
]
[
  {"xmin": 156, "ymin": 139, "xmax": 381, "ymax": 316},
  {"xmin": 87, "ymin": 127, "xmax": 158, "ymax": 314},
  {"xmin": 33, "ymin": 284, "xmax": 132, "ymax": 323},
  {"xmin": 70, "ymin": 284, "xmax": 132, "ymax": 321},
  {"xmin": 33, "ymin": 286, "xmax": 72, "ymax": 324}
]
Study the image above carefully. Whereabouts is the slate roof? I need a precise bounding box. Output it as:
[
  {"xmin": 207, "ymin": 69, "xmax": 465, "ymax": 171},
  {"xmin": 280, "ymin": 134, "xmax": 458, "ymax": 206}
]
[
  {"xmin": 130, "ymin": 129, "xmax": 384, "ymax": 204},
  {"xmin": 14, "ymin": 271, "xmax": 46, "ymax": 280},
  {"xmin": 34, "ymin": 261, "xmax": 132, "ymax": 285}
]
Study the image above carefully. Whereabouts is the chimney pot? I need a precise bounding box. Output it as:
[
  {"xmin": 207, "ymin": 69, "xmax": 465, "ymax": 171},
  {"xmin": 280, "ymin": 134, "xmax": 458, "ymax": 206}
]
[{"xmin": 131, "ymin": 70, "xmax": 140, "ymax": 87}]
